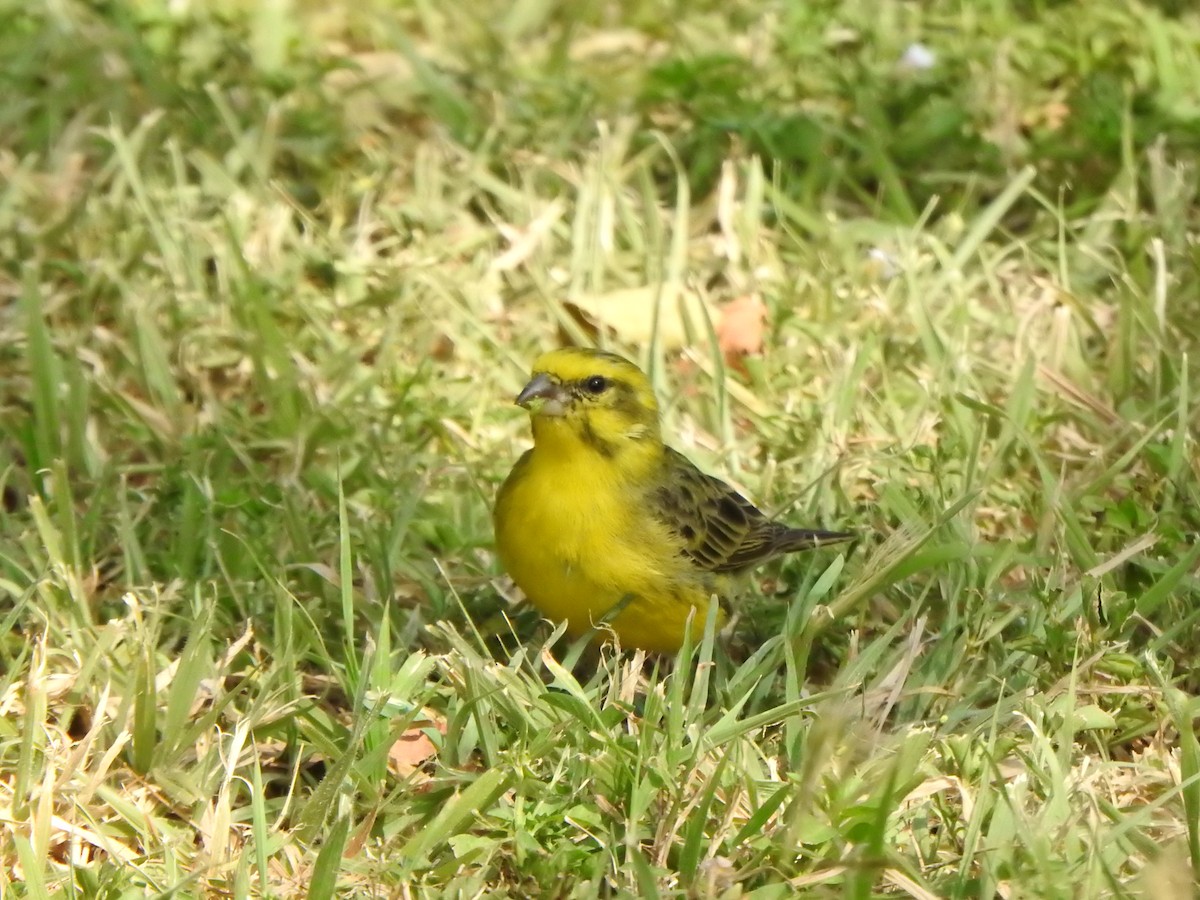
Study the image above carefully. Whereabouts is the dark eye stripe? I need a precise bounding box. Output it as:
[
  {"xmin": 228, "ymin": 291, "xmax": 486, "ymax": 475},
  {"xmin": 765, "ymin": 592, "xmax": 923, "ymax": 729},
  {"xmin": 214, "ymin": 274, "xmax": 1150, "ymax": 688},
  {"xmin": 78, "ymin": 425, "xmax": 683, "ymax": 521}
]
[{"xmin": 568, "ymin": 375, "xmax": 656, "ymax": 428}]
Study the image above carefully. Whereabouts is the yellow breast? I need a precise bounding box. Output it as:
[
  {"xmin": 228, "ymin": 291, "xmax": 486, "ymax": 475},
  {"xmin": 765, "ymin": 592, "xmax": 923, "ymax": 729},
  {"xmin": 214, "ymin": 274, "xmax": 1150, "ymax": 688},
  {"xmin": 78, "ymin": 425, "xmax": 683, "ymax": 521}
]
[{"xmin": 493, "ymin": 447, "xmax": 721, "ymax": 653}]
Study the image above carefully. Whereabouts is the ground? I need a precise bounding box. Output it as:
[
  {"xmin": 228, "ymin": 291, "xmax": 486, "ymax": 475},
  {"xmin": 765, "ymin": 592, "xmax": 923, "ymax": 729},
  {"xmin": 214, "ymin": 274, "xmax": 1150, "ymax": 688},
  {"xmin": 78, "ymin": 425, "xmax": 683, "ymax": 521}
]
[{"xmin": 2, "ymin": 0, "xmax": 1199, "ymax": 896}]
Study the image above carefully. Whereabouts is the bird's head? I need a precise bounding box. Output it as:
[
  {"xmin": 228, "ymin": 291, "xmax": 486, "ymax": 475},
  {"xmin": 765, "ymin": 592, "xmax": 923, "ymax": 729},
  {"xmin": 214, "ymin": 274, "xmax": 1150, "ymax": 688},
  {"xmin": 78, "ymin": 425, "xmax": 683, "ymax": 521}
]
[{"xmin": 513, "ymin": 348, "xmax": 662, "ymax": 463}]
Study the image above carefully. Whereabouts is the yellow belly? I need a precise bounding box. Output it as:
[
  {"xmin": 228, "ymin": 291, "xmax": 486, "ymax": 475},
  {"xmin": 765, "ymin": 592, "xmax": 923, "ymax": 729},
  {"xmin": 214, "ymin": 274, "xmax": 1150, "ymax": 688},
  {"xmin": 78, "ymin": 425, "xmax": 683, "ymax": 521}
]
[{"xmin": 494, "ymin": 450, "xmax": 722, "ymax": 654}]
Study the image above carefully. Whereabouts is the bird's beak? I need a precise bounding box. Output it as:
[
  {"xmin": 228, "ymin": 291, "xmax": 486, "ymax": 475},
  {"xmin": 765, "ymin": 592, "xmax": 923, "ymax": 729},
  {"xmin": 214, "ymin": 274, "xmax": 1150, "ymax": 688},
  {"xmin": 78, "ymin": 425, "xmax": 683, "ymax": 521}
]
[{"xmin": 515, "ymin": 373, "xmax": 569, "ymax": 417}]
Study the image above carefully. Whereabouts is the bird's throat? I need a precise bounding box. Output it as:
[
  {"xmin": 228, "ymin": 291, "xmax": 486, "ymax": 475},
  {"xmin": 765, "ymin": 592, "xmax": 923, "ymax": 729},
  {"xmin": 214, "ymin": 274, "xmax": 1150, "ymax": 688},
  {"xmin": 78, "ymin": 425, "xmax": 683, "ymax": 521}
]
[{"xmin": 531, "ymin": 416, "xmax": 663, "ymax": 480}]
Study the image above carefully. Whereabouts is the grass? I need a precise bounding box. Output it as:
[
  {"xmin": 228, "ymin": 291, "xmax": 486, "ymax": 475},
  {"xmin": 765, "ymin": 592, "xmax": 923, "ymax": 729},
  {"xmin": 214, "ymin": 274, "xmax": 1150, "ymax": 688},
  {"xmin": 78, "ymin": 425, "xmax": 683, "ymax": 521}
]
[{"xmin": 2, "ymin": 0, "xmax": 1200, "ymax": 895}]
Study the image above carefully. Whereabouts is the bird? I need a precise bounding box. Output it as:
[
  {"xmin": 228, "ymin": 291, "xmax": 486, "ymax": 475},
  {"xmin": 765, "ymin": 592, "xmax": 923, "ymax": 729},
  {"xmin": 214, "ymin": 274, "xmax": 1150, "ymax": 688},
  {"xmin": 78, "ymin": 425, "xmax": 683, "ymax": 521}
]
[{"xmin": 493, "ymin": 347, "xmax": 852, "ymax": 654}]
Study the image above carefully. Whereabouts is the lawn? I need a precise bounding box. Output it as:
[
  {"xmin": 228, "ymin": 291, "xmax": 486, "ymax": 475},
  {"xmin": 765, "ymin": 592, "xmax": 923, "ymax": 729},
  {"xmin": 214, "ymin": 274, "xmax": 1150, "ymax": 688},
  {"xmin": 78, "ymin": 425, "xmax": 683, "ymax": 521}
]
[{"xmin": 2, "ymin": 0, "xmax": 1200, "ymax": 896}]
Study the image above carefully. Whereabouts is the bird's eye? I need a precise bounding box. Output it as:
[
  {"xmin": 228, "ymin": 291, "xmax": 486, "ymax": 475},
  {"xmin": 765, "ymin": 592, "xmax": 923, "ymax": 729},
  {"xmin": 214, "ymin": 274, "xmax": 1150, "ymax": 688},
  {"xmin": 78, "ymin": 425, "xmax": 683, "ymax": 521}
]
[{"xmin": 583, "ymin": 375, "xmax": 609, "ymax": 394}]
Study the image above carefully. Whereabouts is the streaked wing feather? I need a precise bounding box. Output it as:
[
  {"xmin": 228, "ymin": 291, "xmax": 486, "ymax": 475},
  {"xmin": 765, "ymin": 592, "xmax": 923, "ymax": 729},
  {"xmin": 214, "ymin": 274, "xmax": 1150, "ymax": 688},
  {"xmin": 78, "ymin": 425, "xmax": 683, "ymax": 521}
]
[{"xmin": 651, "ymin": 448, "xmax": 843, "ymax": 574}]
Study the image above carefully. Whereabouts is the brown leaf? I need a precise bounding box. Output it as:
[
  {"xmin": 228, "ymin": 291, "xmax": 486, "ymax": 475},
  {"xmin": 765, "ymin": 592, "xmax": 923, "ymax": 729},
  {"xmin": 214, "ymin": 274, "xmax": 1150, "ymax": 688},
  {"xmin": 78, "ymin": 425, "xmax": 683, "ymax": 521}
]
[
  {"xmin": 388, "ymin": 711, "xmax": 446, "ymax": 776},
  {"xmin": 715, "ymin": 294, "xmax": 766, "ymax": 371},
  {"xmin": 429, "ymin": 333, "xmax": 455, "ymax": 362}
]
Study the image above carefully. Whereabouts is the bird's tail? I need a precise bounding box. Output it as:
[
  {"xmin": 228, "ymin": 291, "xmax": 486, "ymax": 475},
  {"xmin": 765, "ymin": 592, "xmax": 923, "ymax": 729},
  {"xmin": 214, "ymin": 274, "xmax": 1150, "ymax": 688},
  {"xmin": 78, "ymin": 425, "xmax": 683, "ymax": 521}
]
[{"xmin": 778, "ymin": 527, "xmax": 855, "ymax": 553}]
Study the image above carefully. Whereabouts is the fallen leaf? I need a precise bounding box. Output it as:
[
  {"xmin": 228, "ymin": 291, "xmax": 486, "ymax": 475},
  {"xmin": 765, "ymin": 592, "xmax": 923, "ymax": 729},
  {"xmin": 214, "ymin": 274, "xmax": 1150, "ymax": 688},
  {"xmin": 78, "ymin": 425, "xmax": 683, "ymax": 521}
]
[
  {"xmin": 715, "ymin": 294, "xmax": 766, "ymax": 371},
  {"xmin": 429, "ymin": 333, "xmax": 455, "ymax": 361},
  {"xmin": 388, "ymin": 710, "xmax": 446, "ymax": 776},
  {"xmin": 568, "ymin": 284, "xmax": 718, "ymax": 350}
]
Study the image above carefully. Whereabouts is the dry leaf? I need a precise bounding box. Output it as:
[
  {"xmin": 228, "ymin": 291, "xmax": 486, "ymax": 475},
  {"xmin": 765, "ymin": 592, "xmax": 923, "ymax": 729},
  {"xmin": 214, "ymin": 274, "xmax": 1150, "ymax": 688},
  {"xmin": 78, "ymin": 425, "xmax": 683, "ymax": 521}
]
[
  {"xmin": 715, "ymin": 294, "xmax": 766, "ymax": 371},
  {"xmin": 430, "ymin": 333, "xmax": 455, "ymax": 361},
  {"xmin": 568, "ymin": 284, "xmax": 718, "ymax": 350},
  {"xmin": 388, "ymin": 711, "xmax": 446, "ymax": 776}
]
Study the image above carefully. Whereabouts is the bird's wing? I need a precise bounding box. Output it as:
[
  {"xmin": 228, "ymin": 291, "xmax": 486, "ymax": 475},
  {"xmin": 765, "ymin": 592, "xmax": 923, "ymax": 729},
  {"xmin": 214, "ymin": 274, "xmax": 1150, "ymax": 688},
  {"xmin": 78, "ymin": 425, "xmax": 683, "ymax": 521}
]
[{"xmin": 650, "ymin": 448, "xmax": 791, "ymax": 574}]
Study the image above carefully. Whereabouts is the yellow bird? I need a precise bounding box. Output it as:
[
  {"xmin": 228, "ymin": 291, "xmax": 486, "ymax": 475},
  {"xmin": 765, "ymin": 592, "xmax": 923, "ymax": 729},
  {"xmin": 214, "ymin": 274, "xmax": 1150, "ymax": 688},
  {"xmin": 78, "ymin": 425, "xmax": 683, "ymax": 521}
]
[{"xmin": 493, "ymin": 348, "xmax": 852, "ymax": 654}]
